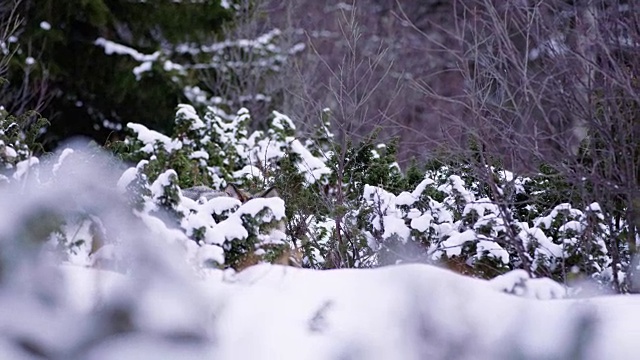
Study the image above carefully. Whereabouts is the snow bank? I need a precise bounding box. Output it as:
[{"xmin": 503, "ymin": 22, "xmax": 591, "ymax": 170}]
[
  {"xmin": 212, "ymin": 264, "xmax": 640, "ymax": 360},
  {"xmin": 55, "ymin": 262, "xmax": 640, "ymax": 360}
]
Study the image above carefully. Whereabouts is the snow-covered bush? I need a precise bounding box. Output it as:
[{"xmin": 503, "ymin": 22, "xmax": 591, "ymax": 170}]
[
  {"xmin": 526, "ymin": 202, "xmax": 609, "ymax": 283},
  {"xmin": 0, "ymin": 108, "xmax": 48, "ymax": 184},
  {"xmin": 107, "ymin": 103, "xmax": 628, "ymax": 291},
  {"xmin": 360, "ymin": 161, "xmax": 617, "ymax": 290},
  {"xmin": 113, "ymin": 104, "xmax": 330, "ymax": 270},
  {"xmin": 362, "ymin": 173, "xmax": 512, "ymax": 277},
  {"xmin": 0, "ymin": 143, "xmax": 636, "ymax": 358},
  {"xmin": 0, "ymin": 102, "xmax": 632, "ymax": 292}
]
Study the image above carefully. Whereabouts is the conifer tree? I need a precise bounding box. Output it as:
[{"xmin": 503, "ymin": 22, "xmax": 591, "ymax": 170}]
[{"xmin": 2, "ymin": 0, "xmax": 233, "ymax": 148}]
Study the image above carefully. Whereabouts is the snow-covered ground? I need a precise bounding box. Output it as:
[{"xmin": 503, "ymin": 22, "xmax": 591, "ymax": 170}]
[{"xmin": 56, "ymin": 262, "xmax": 640, "ymax": 360}]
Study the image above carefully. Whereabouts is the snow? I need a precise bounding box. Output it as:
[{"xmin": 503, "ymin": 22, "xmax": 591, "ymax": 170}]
[
  {"xmin": 381, "ymin": 215, "xmax": 411, "ymax": 241},
  {"xmin": 163, "ymin": 59, "xmax": 185, "ymax": 72},
  {"xmin": 396, "ymin": 191, "xmax": 416, "ymax": 206},
  {"xmin": 3, "ymin": 144, "xmax": 17, "ymax": 158},
  {"xmin": 519, "ymin": 225, "xmax": 563, "ymax": 258},
  {"xmin": 288, "ymin": 42, "xmax": 306, "ymax": 54},
  {"xmin": 232, "ymin": 165, "xmax": 263, "ymax": 181},
  {"xmin": 202, "ymin": 195, "xmax": 242, "ymax": 214},
  {"xmin": 535, "ymin": 203, "xmax": 582, "ymax": 229},
  {"xmin": 95, "ymin": 38, "xmax": 160, "ymax": 62},
  {"xmin": 176, "ymin": 104, "xmax": 205, "ymax": 129},
  {"xmin": 411, "ymin": 176, "xmax": 435, "ymax": 197},
  {"xmin": 195, "ymin": 244, "xmax": 225, "ymax": 267},
  {"xmin": 410, "ymin": 212, "xmax": 433, "ymax": 232},
  {"xmin": 438, "ymin": 229, "xmax": 476, "ymax": 258},
  {"xmin": 94, "ymin": 37, "xmax": 164, "ymax": 80},
  {"xmin": 236, "ymin": 197, "xmax": 285, "ymax": 220},
  {"xmin": 476, "ymin": 237, "xmax": 510, "ymax": 264},
  {"xmin": 12, "ymin": 156, "xmax": 39, "ymax": 180},
  {"xmin": 439, "ymin": 175, "xmax": 474, "ymax": 203},
  {"xmin": 272, "ymin": 110, "xmax": 296, "ymax": 130},
  {"xmin": 463, "ymin": 198, "xmax": 498, "ymax": 217},
  {"xmin": 189, "ymin": 150, "xmax": 209, "ymax": 160},
  {"xmin": 195, "ymin": 265, "xmax": 640, "ymax": 359},
  {"xmin": 117, "ymin": 160, "xmax": 147, "ymax": 193},
  {"xmin": 52, "ymin": 148, "xmax": 74, "ymax": 174},
  {"xmin": 474, "ymin": 213, "xmax": 505, "ymax": 234},
  {"xmin": 127, "ymin": 123, "xmax": 182, "ymax": 153},
  {"xmin": 133, "ymin": 61, "xmax": 153, "ymax": 79},
  {"xmin": 206, "ymin": 216, "xmax": 248, "ymax": 245},
  {"xmin": 289, "ymin": 139, "xmax": 331, "ymax": 183},
  {"xmin": 3, "ymin": 141, "xmax": 640, "ymax": 359},
  {"xmin": 560, "ymin": 220, "xmax": 585, "ymax": 234},
  {"xmin": 587, "ymin": 202, "xmax": 602, "ymax": 213},
  {"xmin": 406, "ymin": 208, "xmax": 421, "ymax": 219},
  {"xmin": 488, "ymin": 269, "xmax": 566, "ymax": 299}
]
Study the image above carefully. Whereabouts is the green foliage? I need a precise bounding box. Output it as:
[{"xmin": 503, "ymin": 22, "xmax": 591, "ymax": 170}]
[
  {"xmin": 114, "ymin": 105, "xmax": 310, "ymax": 270},
  {"xmin": 3, "ymin": 97, "xmax": 629, "ymax": 292},
  {"xmin": 0, "ymin": 108, "xmax": 49, "ymax": 181},
  {"xmin": 4, "ymin": 0, "xmax": 233, "ymax": 148}
]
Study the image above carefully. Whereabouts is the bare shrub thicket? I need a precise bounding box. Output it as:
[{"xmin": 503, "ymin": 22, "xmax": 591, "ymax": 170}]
[
  {"xmin": 282, "ymin": 6, "xmax": 406, "ymax": 269},
  {"xmin": 403, "ymin": 0, "xmax": 640, "ymax": 291},
  {"xmin": 258, "ymin": 0, "xmax": 462, "ymax": 163},
  {"xmin": 0, "ymin": 1, "xmax": 21, "ymax": 77},
  {"xmin": 196, "ymin": 0, "xmax": 282, "ymax": 121},
  {"xmin": 197, "ymin": 1, "xmax": 639, "ymax": 287},
  {"xmin": 207, "ymin": 2, "xmax": 394, "ymax": 268},
  {"xmin": 1, "ymin": 0, "xmax": 51, "ymax": 119}
]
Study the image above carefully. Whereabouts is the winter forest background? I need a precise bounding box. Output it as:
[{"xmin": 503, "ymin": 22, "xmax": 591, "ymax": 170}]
[{"xmin": 1, "ymin": 0, "xmax": 640, "ymax": 359}]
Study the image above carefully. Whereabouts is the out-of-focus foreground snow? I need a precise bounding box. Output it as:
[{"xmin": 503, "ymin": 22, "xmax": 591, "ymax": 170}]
[
  {"xmin": 56, "ymin": 261, "xmax": 640, "ymax": 360},
  {"xmin": 1, "ymin": 144, "xmax": 639, "ymax": 360}
]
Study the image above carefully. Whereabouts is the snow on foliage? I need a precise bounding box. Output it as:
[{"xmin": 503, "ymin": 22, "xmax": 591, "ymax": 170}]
[
  {"xmin": 12, "ymin": 156, "xmax": 39, "ymax": 180},
  {"xmin": 0, "ymin": 103, "xmax": 623, "ymax": 291},
  {"xmin": 95, "ymin": 38, "xmax": 161, "ymax": 62},
  {"xmin": 126, "ymin": 123, "xmax": 182, "ymax": 153},
  {"xmin": 94, "ymin": 22, "xmax": 304, "ymax": 112},
  {"xmin": 116, "ymin": 105, "xmax": 329, "ymax": 270},
  {"xmin": 1, "ymin": 103, "xmax": 639, "ymax": 358},
  {"xmin": 359, "ymin": 164, "xmax": 613, "ymax": 286}
]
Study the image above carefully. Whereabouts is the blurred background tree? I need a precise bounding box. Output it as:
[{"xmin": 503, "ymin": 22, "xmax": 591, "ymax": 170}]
[{"xmin": 2, "ymin": 0, "xmax": 233, "ymax": 149}]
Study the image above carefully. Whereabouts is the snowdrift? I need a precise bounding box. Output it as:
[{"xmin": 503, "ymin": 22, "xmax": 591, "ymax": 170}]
[{"xmin": 56, "ymin": 263, "xmax": 640, "ymax": 360}]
